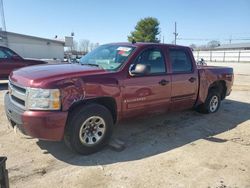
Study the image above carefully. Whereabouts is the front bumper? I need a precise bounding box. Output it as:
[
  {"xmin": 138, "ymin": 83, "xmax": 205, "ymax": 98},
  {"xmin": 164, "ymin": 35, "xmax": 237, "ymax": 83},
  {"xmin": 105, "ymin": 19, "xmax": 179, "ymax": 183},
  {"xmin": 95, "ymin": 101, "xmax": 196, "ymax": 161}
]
[{"xmin": 4, "ymin": 93, "xmax": 68, "ymax": 141}]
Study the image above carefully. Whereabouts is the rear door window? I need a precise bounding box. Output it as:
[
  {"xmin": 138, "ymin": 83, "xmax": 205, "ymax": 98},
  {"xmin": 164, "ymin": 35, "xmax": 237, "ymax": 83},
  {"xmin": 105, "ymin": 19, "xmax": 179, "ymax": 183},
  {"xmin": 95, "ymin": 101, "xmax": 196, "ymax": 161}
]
[{"xmin": 169, "ymin": 49, "xmax": 193, "ymax": 73}]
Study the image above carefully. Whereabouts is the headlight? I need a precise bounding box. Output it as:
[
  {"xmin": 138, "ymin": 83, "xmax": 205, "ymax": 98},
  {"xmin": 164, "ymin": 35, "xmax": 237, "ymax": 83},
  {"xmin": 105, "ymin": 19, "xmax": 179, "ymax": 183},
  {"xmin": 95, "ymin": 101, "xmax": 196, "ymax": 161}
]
[{"xmin": 27, "ymin": 88, "xmax": 61, "ymax": 110}]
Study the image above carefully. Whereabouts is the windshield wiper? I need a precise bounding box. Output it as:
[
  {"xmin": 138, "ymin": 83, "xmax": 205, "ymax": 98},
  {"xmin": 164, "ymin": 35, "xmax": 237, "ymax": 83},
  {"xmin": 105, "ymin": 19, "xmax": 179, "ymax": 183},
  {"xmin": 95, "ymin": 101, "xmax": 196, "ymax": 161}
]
[{"xmin": 81, "ymin": 63, "xmax": 100, "ymax": 67}]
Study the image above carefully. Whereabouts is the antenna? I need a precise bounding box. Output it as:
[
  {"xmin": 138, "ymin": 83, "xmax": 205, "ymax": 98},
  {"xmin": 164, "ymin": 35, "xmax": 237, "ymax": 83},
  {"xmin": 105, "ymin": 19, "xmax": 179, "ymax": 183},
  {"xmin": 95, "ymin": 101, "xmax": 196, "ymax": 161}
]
[{"xmin": 0, "ymin": 0, "xmax": 6, "ymax": 31}]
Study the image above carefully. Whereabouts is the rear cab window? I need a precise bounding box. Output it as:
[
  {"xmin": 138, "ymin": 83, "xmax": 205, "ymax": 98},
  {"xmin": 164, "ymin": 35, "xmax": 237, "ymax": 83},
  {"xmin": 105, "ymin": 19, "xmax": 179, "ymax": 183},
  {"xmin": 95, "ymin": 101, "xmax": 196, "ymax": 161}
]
[{"xmin": 169, "ymin": 48, "xmax": 193, "ymax": 73}]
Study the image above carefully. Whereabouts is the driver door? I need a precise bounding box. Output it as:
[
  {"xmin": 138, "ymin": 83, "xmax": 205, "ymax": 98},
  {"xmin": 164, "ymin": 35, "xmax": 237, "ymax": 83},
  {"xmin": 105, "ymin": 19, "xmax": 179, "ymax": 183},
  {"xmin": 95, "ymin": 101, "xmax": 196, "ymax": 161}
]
[{"xmin": 122, "ymin": 47, "xmax": 171, "ymax": 118}]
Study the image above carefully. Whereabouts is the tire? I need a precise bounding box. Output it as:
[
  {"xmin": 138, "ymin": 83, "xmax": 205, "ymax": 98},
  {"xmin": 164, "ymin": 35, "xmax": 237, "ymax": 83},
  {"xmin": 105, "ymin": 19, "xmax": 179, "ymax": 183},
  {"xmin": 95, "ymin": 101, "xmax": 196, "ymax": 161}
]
[
  {"xmin": 196, "ymin": 89, "xmax": 221, "ymax": 114},
  {"xmin": 64, "ymin": 104, "xmax": 114, "ymax": 155}
]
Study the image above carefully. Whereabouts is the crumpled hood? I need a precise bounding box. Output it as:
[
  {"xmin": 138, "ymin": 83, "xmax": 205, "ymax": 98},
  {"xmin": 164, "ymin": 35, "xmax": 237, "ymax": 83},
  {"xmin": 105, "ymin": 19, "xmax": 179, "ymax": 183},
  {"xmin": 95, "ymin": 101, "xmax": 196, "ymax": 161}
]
[{"xmin": 10, "ymin": 63, "xmax": 106, "ymax": 87}]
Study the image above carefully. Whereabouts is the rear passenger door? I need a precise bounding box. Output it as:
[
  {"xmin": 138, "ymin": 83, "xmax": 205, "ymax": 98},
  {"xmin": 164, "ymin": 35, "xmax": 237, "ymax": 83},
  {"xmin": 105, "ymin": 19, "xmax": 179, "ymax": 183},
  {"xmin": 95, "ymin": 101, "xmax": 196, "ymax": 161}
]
[{"xmin": 168, "ymin": 48, "xmax": 199, "ymax": 110}]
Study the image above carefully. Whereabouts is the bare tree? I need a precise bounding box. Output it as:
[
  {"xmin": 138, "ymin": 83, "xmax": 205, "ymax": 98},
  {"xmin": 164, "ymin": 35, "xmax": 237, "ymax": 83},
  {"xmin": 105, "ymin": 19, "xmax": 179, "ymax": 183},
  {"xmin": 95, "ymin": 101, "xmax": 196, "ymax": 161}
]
[
  {"xmin": 89, "ymin": 43, "xmax": 94, "ymax": 51},
  {"xmin": 94, "ymin": 43, "xmax": 99, "ymax": 49},
  {"xmin": 72, "ymin": 40, "xmax": 78, "ymax": 51},
  {"xmin": 79, "ymin": 39, "xmax": 90, "ymax": 53},
  {"xmin": 88, "ymin": 42, "xmax": 100, "ymax": 52}
]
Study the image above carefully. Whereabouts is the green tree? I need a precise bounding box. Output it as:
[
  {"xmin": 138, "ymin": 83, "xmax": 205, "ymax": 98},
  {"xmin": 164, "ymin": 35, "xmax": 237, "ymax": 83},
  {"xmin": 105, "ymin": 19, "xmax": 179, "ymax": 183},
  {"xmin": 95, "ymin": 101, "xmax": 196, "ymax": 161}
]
[{"xmin": 128, "ymin": 17, "xmax": 160, "ymax": 43}]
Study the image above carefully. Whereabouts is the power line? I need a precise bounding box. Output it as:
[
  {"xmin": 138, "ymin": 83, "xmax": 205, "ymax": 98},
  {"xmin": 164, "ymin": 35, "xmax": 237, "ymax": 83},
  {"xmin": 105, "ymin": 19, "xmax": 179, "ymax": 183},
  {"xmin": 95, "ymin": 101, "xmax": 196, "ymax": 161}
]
[
  {"xmin": 227, "ymin": 38, "xmax": 250, "ymax": 41},
  {"xmin": 178, "ymin": 37, "xmax": 250, "ymax": 41},
  {"xmin": 178, "ymin": 38, "xmax": 218, "ymax": 41}
]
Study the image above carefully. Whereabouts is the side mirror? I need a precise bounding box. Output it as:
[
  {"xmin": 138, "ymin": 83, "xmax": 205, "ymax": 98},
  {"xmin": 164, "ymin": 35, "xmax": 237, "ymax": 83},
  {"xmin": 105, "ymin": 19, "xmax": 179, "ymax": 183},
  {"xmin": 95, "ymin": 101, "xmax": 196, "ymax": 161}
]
[{"xmin": 129, "ymin": 64, "xmax": 151, "ymax": 76}]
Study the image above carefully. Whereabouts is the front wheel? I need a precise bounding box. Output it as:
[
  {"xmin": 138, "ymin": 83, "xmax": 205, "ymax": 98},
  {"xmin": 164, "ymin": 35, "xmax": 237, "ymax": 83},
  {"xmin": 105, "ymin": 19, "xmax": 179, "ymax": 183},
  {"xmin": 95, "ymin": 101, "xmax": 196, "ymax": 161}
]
[
  {"xmin": 64, "ymin": 104, "xmax": 114, "ymax": 155},
  {"xmin": 197, "ymin": 89, "xmax": 221, "ymax": 114}
]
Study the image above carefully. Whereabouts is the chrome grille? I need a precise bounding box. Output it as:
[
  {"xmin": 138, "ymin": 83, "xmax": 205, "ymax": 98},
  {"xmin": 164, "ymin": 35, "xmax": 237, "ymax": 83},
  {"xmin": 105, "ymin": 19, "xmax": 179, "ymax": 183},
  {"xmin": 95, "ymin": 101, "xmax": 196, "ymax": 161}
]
[{"xmin": 8, "ymin": 81, "xmax": 27, "ymax": 109}]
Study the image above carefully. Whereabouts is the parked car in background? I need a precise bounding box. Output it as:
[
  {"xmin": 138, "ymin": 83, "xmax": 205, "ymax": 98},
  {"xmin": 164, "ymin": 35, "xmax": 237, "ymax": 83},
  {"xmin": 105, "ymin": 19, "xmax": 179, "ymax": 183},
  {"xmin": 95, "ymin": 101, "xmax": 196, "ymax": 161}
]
[
  {"xmin": 0, "ymin": 46, "xmax": 47, "ymax": 79},
  {"xmin": 5, "ymin": 42, "xmax": 234, "ymax": 155}
]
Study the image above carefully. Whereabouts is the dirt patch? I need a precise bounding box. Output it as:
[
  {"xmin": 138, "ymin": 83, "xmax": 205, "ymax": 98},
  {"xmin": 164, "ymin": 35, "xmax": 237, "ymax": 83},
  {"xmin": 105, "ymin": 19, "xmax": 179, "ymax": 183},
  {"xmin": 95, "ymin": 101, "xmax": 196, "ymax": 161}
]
[{"xmin": 0, "ymin": 64, "xmax": 250, "ymax": 188}]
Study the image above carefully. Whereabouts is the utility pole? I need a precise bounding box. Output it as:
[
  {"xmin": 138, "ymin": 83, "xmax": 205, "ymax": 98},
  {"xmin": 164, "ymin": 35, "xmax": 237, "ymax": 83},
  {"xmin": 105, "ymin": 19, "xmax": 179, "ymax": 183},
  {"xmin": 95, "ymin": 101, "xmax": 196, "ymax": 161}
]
[
  {"xmin": 0, "ymin": 0, "xmax": 6, "ymax": 31},
  {"xmin": 0, "ymin": 0, "xmax": 8, "ymax": 47},
  {"xmin": 173, "ymin": 22, "xmax": 178, "ymax": 45},
  {"xmin": 229, "ymin": 35, "xmax": 232, "ymax": 44},
  {"xmin": 162, "ymin": 35, "xmax": 165, "ymax": 44}
]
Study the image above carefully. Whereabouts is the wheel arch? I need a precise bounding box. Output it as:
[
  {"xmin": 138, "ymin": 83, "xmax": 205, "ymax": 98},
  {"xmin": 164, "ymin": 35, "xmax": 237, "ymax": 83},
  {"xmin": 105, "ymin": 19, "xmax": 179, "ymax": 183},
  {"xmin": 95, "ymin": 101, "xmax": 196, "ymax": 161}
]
[
  {"xmin": 67, "ymin": 97, "xmax": 118, "ymax": 124},
  {"xmin": 208, "ymin": 80, "xmax": 227, "ymax": 100}
]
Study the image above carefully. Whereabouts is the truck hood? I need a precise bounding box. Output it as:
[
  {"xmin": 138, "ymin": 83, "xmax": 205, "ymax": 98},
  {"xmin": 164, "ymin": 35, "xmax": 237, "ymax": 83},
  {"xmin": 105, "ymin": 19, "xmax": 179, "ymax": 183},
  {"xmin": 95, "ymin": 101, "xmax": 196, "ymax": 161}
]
[{"xmin": 10, "ymin": 63, "xmax": 107, "ymax": 87}]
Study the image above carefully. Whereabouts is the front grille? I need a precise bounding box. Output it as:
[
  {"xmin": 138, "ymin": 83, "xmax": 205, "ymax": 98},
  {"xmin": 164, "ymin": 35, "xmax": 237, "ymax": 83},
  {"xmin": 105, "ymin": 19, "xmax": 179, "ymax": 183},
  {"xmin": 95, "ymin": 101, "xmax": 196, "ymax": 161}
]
[
  {"xmin": 10, "ymin": 82, "xmax": 26, "ymax": 93},
  {"xmin": 4, "ymin": 93, "xmax": 24, "ymax": 125},
  {"xmin": 11, "ymin": 95, "xmax": 25, "ymax": 106},
  {"xmin": 8, "ymin": 81, "xmax": 27, "ymax": 109}
]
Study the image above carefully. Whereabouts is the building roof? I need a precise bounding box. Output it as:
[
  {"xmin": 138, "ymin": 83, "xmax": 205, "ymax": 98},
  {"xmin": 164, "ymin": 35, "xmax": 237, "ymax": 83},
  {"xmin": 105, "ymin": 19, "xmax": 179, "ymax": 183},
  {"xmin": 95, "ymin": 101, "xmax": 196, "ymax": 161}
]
[
  {"xmin": 215, "ymin": 42, "xmax": 250, "ymax": 50},
  {"xmin": 1, "ymin": 31, "xmax": 65, "ymax": 45}
]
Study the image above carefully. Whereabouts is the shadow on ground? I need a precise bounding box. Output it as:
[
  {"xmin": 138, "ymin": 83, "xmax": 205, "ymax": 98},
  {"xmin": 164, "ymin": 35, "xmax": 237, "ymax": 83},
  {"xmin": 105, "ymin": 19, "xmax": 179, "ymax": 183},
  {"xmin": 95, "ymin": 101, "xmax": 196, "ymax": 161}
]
[{"xmin": 37, "ymin": 99, "xmax": 250, "ymax": 166}]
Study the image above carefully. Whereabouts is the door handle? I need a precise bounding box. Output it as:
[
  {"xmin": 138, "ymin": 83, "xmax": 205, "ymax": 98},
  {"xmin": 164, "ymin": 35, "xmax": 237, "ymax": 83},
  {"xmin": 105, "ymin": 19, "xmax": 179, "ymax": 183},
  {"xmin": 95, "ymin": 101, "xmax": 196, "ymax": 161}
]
[
  {"xmin": 159, "ymin": 79, "xmax": 169, "ymax": 86},
  {"xmin": 188, "ymin": 77, "xmax": 196, "ymax": 83}
]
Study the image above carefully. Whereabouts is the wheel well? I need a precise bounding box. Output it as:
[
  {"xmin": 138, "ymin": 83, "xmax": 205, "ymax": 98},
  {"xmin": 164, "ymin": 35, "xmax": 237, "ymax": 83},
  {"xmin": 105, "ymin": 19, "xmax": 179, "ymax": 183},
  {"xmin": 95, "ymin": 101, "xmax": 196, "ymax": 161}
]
[
  {"xmin": 68, "ymin": 97, "xmax": 117, "ymax": 123},
  {"xmin": 208, "ymin": 80, "xmax": 227, "ymax": 100}
]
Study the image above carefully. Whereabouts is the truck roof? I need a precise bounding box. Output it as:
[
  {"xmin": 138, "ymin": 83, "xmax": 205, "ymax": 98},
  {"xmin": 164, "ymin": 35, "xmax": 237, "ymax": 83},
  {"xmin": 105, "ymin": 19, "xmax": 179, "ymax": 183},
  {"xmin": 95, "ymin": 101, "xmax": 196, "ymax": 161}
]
[{"xmin": 107, "ymin": 42, "xmax": 189, "ymax": 49}]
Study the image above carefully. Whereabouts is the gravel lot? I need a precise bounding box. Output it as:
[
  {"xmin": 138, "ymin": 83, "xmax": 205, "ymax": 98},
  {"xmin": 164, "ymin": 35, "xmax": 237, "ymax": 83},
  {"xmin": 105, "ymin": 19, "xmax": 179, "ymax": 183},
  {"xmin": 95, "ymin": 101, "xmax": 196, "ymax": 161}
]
[{"xmin": 0, "ymin": 62, "xmax": 250, "ymax": 188}]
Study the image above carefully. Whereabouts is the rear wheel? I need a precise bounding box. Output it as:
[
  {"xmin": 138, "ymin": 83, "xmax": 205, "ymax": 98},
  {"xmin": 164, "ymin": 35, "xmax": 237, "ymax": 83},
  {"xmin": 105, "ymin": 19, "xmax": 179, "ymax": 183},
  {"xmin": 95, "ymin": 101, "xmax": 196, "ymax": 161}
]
[
  {"xmin": 64, "ymin": 104, "xmax": 114, "ymax": 155},
  {"xmin": 197, "ymin": 89, "xmax": 221, "ymax": 114}
]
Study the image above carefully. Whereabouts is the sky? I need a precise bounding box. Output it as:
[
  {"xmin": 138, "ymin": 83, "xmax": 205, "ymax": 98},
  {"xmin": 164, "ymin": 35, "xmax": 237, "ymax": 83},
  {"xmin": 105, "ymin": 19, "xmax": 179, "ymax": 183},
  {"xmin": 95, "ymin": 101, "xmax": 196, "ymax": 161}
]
[{"xmin": 2, "ymin": 0, "xmax": 250, "ymax": 46}]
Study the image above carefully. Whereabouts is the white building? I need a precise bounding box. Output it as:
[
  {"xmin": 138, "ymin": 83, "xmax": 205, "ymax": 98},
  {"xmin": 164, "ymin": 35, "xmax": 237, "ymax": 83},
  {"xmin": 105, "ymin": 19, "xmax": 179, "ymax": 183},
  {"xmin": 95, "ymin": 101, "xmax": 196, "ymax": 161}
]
[
  {"xmin": 193, "ymin": 43, "xmax": 250, "ymax": 62},
  {"xmin": 0, "ymin": 31, "xmax": 72, "ymax": 60}
]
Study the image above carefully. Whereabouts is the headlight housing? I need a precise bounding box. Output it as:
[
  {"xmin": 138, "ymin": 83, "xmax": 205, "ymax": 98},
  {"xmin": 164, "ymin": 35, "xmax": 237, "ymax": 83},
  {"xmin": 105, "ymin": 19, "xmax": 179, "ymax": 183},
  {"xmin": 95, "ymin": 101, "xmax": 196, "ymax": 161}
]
[{"xmin": 27, "ymin": 88, "xmax": 61, "ymax": 110}]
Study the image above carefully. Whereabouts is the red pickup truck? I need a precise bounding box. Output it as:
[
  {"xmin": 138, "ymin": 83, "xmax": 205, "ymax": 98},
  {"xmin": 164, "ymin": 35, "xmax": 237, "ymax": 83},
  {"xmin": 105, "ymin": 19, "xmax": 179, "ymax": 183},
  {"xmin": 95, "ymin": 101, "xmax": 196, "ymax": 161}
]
[
  {"xmin": 4, "ymin": 43, "xmax": 234, "ymax": 154},
  {"xmin": 0, "ymin": 46, "xmax": 46, "ymax": 79}
]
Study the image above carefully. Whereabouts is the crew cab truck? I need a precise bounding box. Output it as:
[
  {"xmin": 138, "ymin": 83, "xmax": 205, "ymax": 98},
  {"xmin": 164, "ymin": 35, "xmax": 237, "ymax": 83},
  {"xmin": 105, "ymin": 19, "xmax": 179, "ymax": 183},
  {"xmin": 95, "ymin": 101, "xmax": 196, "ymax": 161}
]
[{"xmin": 4, "ymin": 43, "xmax": 234, "ymax": 154}]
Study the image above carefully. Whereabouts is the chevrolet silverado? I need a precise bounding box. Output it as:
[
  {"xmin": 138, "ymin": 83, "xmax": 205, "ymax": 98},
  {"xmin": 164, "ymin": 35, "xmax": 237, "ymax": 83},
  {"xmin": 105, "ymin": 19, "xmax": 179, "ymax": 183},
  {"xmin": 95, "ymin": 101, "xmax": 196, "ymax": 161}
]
[{"xmin": 4, "ymin": 42, "xmax": 234, "ymax": 154}]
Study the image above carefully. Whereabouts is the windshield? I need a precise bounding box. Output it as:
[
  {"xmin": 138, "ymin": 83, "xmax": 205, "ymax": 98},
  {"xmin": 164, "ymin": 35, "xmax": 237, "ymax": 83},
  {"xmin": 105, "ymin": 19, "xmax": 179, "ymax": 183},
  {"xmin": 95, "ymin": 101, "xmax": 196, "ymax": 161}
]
[{"xmin": 79, "ymin": 44, "xmax": 135, "ymax": 71}]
